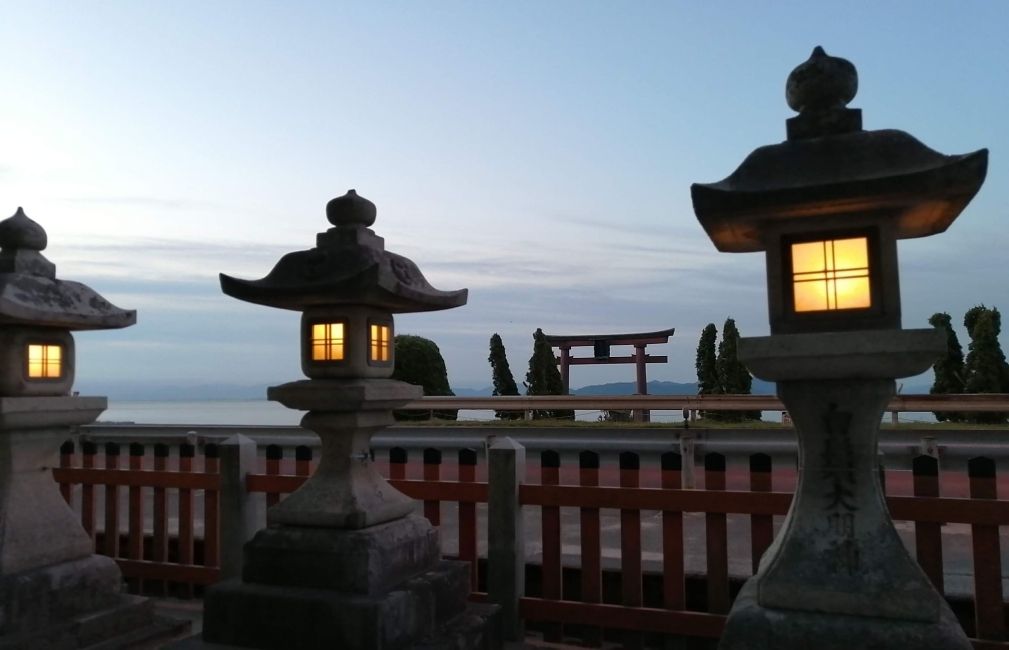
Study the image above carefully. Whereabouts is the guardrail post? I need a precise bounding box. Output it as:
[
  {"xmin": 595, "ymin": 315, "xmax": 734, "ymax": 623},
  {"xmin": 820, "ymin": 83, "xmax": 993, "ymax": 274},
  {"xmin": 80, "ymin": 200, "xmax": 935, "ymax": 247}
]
[
  {"xmin": 679, "ymin": 432, "xmax": 696, "ymax": 489},
  {"xmin": 488, "ymin": 436, "xmax": 526, "ymax": 641},
  {"xmin": 218, "ymin": 433, "xmax": 258, "ymax": 580}
]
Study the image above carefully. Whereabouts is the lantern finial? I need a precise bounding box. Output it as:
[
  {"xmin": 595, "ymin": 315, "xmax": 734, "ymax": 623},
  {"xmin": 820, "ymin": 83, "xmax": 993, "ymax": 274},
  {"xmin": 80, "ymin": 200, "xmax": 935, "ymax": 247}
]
[
  {"xmin": 326, "ymin": 189, "xmax": 377, "ymax": 228},
  {"xmin": 785, "ymin": 46, "xmax": 861, "ymax": 139},
  {"xmin": 0, "ymin": 207, "xmax": 48, "ymax": 251}
]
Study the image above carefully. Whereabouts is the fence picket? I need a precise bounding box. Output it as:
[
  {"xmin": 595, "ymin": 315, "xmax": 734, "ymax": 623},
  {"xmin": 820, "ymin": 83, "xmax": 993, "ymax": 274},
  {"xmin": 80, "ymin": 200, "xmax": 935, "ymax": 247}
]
[
  {"xmin": 661, "ymin": 452, "xmax": 685, "ymax": 610},
  {"xmin": 912, "ymin": 455, "xmax": 943, "ymax": 593},
  {"xmin": 579, "ymin": 450, "xmax": 602, "ymax": 647},
  {"xmin": 749, "ymin": 453, "xmax": 773, "ymax": 574},
  {"xmin": 204, "ymin": 444, "xmax": 220, "ymax": 573},
  {"xmin": 620, "ymin": 451, "xmax": 643, "ymax": 650},
  {"xmin": 541, "ymin": 450, "xmax": 563, "ymax": 643},
  {"xmin": 265, "ymin": 445, "xmax": 282, "ymax": 508},
  {"xmin": 705, "ymin": 453, "xmax": 729, "ymax": 614},
  {"xmin": 295, "ymin": 445, "xmax": 312, "ymax": 477},
  {"xmin": 59, "ymin": 440, "xmax": 74, "ymax": 505},
  {"xmin": 179, "ymin": 443, "xmax": 195, "ymax": 596},
  {"xmin": 424, "ymin": 448, "xmax": 442, "ymax": 526},
  {"xmin": 152, "ymin": 443, "xmax": 169, "ymax": 594},
  {"xmin": 390, "ymin": 447, "xmax": 407, "ymax": 480},
  {"xmin": 458, "ymin": 448, "xmax": 478, "ymax": 590},
  {"xmin": 103, "ymin": 443, "xmax": 120, "ymax": 558},
  {"xmin": 969, "ymin": 456, "xmax": 1005, "ymax": 641},
  {"xmin": 81, "ymin": 441, "xmax": 96, "ymax": 542}
]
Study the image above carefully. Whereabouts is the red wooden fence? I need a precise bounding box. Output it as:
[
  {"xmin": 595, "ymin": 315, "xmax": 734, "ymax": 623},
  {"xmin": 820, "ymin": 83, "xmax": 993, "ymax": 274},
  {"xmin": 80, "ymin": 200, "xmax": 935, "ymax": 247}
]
[{"xmin": 53, "ymin": 440, "xmax": 1009, "ymax": 648}]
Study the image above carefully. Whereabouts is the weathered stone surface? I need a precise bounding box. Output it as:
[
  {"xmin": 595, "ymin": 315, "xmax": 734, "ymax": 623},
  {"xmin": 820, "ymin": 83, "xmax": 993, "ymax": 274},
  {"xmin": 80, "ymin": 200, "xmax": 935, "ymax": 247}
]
[
  {"xmin": 719, "ymin": 580, "xmax": 971, "ymax": 650},
  {"xmin": 0, "ymin": 396, "xmax": 106, "ymax": 430},
  {"xmin": 0, "ymin": 207, "xmax": 135, "ymax": 331},
  {"xmin": 0, "ymin": 555, "xmax": 121, "ymax": 635},
  {"xmin": 268, "ymin": 378, "xmax": 421, "ymax": 413},
  {"xmin": 202, "ymin": 561, "xmax": 492, "ymax": 650},
  {"xmin": 739, "ymin": 328, "xmax": 944, "ymax": 381},
  {"xmin": 0, "ymin": 429, "xmax": 95, "ymax": 573},
  {"xmin": 219, "ymin": 190, "xmax": 467, "ymax": 314},
  {"xmin": 755, "ymin": 377, "xmax": 939, "ymax": 621},
  {"xmin": 717, "ymin": 331, "xmax": 973, "ymax": 648},
  {"xmin": 243, "ymin": 516, "xmax": 440, "ymax": 595},
  {"xmin": 263, "ymin": 394, "xmax": 419, "ymax": 529}
]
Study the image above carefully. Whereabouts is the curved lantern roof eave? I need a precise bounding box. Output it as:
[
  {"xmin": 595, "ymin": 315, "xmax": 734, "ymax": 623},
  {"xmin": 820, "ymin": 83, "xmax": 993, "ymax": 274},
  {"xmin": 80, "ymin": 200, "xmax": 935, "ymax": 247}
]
[
  {"xmin": 219, "ymin": 268, "xmax": 468, "ymax": 313},
  {"xmin": 692, "ymin": 130, "xmax": 988, "ymax": 253},
  {"xmin": 218, "ymin": 190, "xmax": 468, "ymax": 314},
  {"xmin": 0, "ymin": 275, "xmax": 137, "ymax": 330}
]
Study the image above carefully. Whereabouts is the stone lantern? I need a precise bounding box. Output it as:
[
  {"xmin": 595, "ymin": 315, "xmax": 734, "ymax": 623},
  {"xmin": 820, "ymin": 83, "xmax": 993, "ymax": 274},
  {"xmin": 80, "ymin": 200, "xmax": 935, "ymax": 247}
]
[
  {"xmin": 0, "ymin": 208, "xmax": 153, "ymax": 646},
  {"xmin": 202, "ymin": 190, "xmax": 498, "ymax": 649},
  {"xmin": 692, "ymin": 48, "xmax": 986, "ymax": 649}
]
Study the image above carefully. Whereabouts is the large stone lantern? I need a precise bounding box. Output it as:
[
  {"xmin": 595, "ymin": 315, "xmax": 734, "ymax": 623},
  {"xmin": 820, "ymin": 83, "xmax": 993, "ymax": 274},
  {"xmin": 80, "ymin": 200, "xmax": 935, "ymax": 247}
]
[
  {"xmin": 202, "ymin": 190, "xmax": 498, "ymax": 649},
  {"xmin": 0, "ymin": 208, "xmax": 150, "ymax": 646},
  {"xmin": 692, "ymin": 48, "xmax": 986, "ymax": 649}
]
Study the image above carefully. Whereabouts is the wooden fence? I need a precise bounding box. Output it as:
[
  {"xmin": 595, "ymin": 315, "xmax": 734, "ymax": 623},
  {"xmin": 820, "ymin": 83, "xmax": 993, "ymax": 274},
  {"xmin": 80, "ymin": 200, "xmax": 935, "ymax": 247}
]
[{"xmin": 53, "ymin": 436, "xmax": 1009, "ymax": 648}]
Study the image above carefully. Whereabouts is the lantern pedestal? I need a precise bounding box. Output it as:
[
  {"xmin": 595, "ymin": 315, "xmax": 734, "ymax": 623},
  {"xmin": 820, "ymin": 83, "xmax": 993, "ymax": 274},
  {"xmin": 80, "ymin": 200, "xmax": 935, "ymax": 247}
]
[
  {"xmin": 718, "ymin": 329, "xmax": 971, "ymax": 650},
  {"xmin": 195, "ymin": 378, "xmax": 500, "ymax": 650},
  {"xmin": 0, "ymin": 396, "xmax": 188, "ymax": 648}
]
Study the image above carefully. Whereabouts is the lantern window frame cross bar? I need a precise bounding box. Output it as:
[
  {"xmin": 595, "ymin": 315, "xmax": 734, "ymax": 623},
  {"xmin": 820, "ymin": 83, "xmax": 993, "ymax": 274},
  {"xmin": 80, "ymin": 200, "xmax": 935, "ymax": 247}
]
[{"xmin": 25, "ymin": 342, "xmax": 63, "ymax": 379}]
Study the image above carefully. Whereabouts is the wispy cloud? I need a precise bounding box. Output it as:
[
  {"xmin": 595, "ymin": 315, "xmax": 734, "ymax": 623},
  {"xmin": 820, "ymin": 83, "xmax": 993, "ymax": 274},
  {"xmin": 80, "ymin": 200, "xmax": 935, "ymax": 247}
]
[{"xmin": 60, "ymin": 196, "xmax": 225, "ymax": 211}]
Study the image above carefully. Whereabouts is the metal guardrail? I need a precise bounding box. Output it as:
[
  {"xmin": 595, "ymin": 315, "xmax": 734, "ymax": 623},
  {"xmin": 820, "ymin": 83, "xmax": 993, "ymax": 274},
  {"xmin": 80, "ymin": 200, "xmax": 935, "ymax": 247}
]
[
  {"xmin": 80, "ymin": 424, "xmax": 1009, "ymax": 470},
  {"xmin": 400, "ymin": 393, "xmax": 1009, "ymax": 412}
]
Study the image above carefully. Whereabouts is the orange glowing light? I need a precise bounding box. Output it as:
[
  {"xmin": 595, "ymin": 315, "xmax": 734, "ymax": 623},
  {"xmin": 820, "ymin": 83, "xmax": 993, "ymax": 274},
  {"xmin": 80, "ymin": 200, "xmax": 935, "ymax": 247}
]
[
  {"xmin": 791, "ymin": 237, "xmax": 871, "ymax": 312},
  {"xmin": 370, "ymin": 324, "xmax": 390, "ymax": 362},
  {"xmin": 310, "ymin": 323, "xmax": 345, "ymax": 361},
  {"xmin": 27, "ymin": 344, "xmax": 62, "ymax": 378}
]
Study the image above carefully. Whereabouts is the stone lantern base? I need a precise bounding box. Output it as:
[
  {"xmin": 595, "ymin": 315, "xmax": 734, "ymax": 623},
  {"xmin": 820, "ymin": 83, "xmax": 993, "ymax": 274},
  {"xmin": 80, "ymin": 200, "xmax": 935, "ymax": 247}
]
[
  {"xmin": 187, "ymin": 516, "xmax": 499, "ymax": 650},
  {"xmin": 0, "ymin": 555, "xmax": 185, "ymax": 649},
  {"xmin": 175, "ymin": 380, "xmax": 500, "ymax": 650},
  {"xmin": 718, "ymin": 330, "xmax": 972, "ymax": 650},
  {"xmin": 0, "ymin": 397, "xmax": 188, "ymax": 649},
  {"xmin": 719, "ymin": 580, "xmax": 970, "ymax": 650}
]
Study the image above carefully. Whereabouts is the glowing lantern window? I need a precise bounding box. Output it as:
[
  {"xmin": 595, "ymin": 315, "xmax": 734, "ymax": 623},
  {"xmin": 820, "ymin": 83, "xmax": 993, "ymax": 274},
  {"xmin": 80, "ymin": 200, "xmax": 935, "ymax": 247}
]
[
  {"xmin": 791, "ymin": 237, "xmax": 871, "ymax": 312},
  {"xmin": 370, "ymin": 324, "xmax": 391, "ymax": 362},
  {"xmin": 27, "ymin": 344, "xmax": 62, "ymax": 379},
  {"xmin": 310, "ymin": 323, "xmax": 345, "ymax": 361}
]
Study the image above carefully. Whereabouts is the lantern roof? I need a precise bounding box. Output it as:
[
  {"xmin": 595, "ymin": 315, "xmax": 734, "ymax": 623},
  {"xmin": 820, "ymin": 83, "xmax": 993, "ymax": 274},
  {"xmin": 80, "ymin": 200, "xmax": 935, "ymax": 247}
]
[
  {"xmin": 0, "ymin": 208, "xmax": 136, "ymax": 329},
  {"xmin": 220, "ymin": 190, "xmax": 468, "ymax": 313},
  {"xmin": 691, "ymin": 46, "xmax": 988, "ymax": 253}
]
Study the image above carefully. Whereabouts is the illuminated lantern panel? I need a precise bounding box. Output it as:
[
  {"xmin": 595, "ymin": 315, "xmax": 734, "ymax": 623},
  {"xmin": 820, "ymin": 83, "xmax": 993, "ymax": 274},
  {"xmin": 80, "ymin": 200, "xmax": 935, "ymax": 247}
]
[
  {"xmin": 791, "ymin": 237, "xmax": 871, "ymax": 312},
  {"xmin": 370, "ymin": 324, "xmax": 391, "ymax": 362},
  {"xmin": 311, "ymin": 323, "xmax": 345, "ymax": 361},
  {"xmin": 27, "ymin": 343, "xmax": 62, "ymax": 379}
]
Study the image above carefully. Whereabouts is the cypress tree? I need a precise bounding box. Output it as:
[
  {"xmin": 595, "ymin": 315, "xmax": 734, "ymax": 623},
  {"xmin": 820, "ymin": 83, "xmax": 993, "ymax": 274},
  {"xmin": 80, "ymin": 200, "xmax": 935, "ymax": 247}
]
[
  {"xmin": 927, "ymin": 312, "xmax": 965, "ymax": 422},
  {"xmin": 696, "ymin": 323, "xmax": 720, "ymax": 420},
  {"xmin": 716, "ymin": 318, "xmax": 759, "ymax": 422},
  {"xmin": 525, "ymin": 328, "xmax": 573, "ymax": 420},
  {"xmin": 962, "ymin": 307, "xmax": 1009, "ymax": 424},
  {"xmin": 488, "ymin": 333, "xmax": 521, "ymax": 420},
  {"xmin": 392, "ymin": 334, "xmax": 457, "ymax": 421}
]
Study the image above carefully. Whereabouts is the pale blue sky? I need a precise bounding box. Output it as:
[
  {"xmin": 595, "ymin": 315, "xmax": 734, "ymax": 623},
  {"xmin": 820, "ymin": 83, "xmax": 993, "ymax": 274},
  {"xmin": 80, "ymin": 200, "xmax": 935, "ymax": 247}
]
[{"xmin": 1, "ymin": 2, "xmax": 1006, "ymax": 392}]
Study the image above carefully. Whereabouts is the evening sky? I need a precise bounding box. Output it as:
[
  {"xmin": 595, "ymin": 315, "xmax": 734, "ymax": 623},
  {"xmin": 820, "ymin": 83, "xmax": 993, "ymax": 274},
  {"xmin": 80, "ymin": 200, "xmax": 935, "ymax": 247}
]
[{"xmin": 1, "ymin": 2, "xmax": 1006, "ymax": 393}]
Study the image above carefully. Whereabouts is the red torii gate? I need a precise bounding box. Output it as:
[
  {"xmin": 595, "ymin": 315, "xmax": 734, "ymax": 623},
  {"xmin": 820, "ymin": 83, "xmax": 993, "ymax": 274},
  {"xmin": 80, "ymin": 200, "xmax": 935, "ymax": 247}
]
[{"xmin": 543, "ymin": 328, "xmax": 675, "ymax": 421}]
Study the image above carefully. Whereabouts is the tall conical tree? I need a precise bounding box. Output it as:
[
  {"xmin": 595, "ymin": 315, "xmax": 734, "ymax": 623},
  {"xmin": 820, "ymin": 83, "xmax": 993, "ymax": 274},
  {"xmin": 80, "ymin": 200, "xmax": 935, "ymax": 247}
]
[
  {"xmin": 928, "ymin": 312, "xmax": 965, "ymax": 422},
  {"xmin": 696, "ymin": 323, "xmax": 720, "ymax": 420},
  {"xmin": 717, "ymin": 318, "xmax": 759, "ymax": 422},
  {"xmin": 963, "ymin": 307, "xmax": 1009, "ymax": 424},
  {"xmin": 488, "ymin": 333, "xmax": 521, "ymax": 420},
  {"xmin": 525, "ymin": 328, "xmax": 573, "ymax": 420}
]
